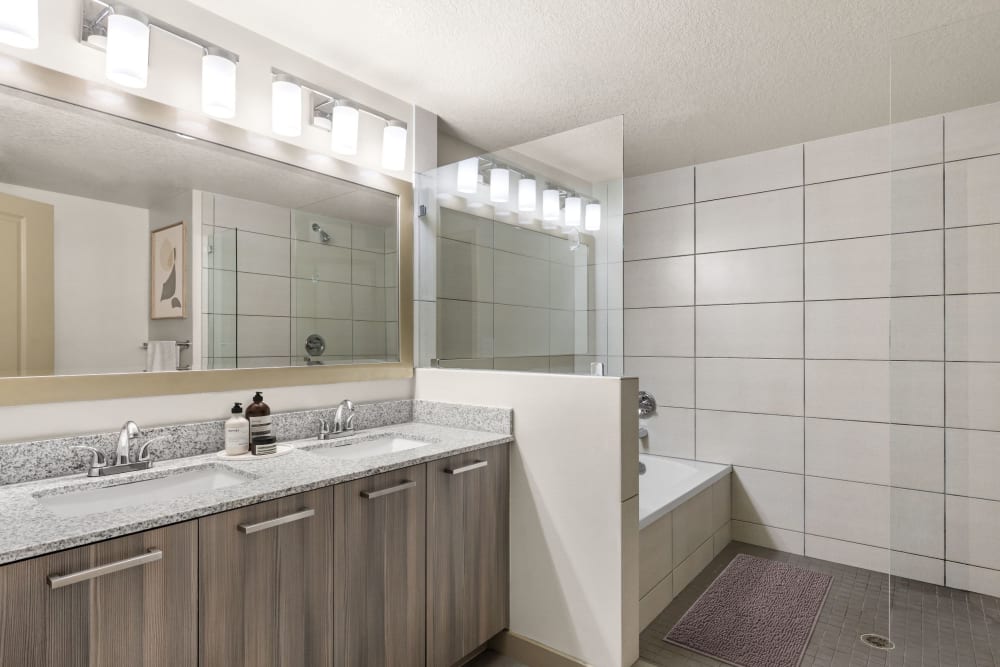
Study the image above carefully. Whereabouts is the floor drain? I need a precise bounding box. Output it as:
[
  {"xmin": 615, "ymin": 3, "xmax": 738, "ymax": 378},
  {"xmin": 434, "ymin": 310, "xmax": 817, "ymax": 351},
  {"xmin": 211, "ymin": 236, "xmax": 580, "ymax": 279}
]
[{"xmin": 860, "ymin": 633, "xmax": 895, "ymax": 650}]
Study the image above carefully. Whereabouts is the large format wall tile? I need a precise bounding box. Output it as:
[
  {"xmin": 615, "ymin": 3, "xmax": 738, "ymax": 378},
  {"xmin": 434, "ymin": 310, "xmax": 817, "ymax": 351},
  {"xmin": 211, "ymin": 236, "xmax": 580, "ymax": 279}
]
[
  {"xmin": 732, "ymin": 521, "xmax": 804, "ymax": 555},
  {"xmin": 696, "ymin": 410, "xmax": 803, "ymax": 473},
  {"xmin": 236, "ymin": 315, "xmax": 291, "ymax": 357},
  {"xmin": 696, "ymin": 303, "xmax": 803, "ymax": 358},
  {"xmin": 945, "ymin": 155, "xmax": 1000, "ymax": 228},
  {"xmin": 624, "ymin": 206, "xmax": 694, "ymax": 260},
  {"xmin": 624, "ymin": 257, "xmax": 694, "ymax": 308},
  {"xmin": 697, "ymin": 358, "xmax": 803, "ymax": 415},
  {"xmin": 805, "ymin": 360, "xmax": 943, "ymax": 425},
  {"xmin": 236, "ymin": 231, "xmax": 291, "ymax": 277},
  {"xmin": 215, "ymin": 194, "xmax": 290, "ymax": 236},
  {"xmin": 494, "ymin": 304, "xmax": 549, "ymax": 357},
  {"xmin": 945, "ymin": 224, "xmax": 1000, "ymax": 293},
  {"xmin": 696, "ymin": 245, "xmax": 803, "ymax": 305},
  {"xmin": 624, "ymin": 166, "xmax": 694, "ymax": 213},
  {"xmin": 946, "ymin": 428, "xmax": 1000, "ymax": 501},
  {"xmin": 436, "ymin": 239, "xmax": 493, "ymax": 303},
  {"xmin": 946, "ymin": 294, "xmax": 1000, "ymax": 361},
  {"xmin": 946, "ymin": 363, "xmax": 1000, "ymax": 431},
  {"xmin": 806, "ymin": 476, "xmax": 889, "ymax": 547},
  {"xmin": 804, "ymin": 116, "xmax": 941, "ymax": 184},
  {"xmin": 494, "ymin": 251, "xmax": 550, "ymax": 308},
  {"xmin": 641, "ymin": 407, "xmax": 695, "ymax": 459},
  {"xmin": 437, "ymin": 299, "xmax": 492, "ymax": 359},
  {"xmin": 236, "ymin": 273, "xmax": 290, "ymax": 317},
  {"xmin": 696, "ymin": 188, "xmax": 803, "ymax": 253},
  {"xmin": 732, "ymin": 467, "xmax": 804, "ymax": 532},
  {"xmin": 805, "ymin": 165, "xmax": 942, "ymax": 241},
  {"xmin": 946, "ymin": 495, "xmax": 1000, "ymax": 571},
  {"xmin": 696, "ymin": 145, "xmax": 803, "ymax": 201},
  {"xmin": 945, "ymin": 101, "xmax": 1000, "ymax": 162},
  {"xmin": 624, "ymin": 307, "xmax": 693, "ymax": 357},
  {"xmin": 626, "ymin": 357, "xmax": 694, "ymax": 408}
]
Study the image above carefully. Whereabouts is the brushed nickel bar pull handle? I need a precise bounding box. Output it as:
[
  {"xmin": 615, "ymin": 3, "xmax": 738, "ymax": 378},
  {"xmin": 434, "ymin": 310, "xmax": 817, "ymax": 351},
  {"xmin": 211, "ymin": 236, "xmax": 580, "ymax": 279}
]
[
  {"xmin": 444, "ymin": 460, "xmax": 488, "ymax": 476},
  {"xmin": 48, "ymin": 548, "xmax": 162, "ymax": 589},
  {"xmin": 238, "ymin": 508, "xmax": 315, "ymax": 534},
  {"xmin": 361, "ymin": 480, "xmax": 416, "ymax": 499}
]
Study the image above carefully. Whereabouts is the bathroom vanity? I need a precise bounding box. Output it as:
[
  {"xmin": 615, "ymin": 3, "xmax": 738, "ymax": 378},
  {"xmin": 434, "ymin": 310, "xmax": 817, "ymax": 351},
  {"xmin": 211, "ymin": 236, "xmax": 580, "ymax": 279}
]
[{"xmin": 0, "ymin": 413, "xmax": 511, "ymax": 667}]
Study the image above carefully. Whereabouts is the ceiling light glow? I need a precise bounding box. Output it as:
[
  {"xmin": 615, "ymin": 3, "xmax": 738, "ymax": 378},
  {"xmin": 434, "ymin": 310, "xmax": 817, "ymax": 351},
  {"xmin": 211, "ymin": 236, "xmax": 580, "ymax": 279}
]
[
  {"xmin": 330, "ymin": 100, "xmax": 359, "ymax": 155},
  {"xmin": 271, "ymin": 75, "xmax": 302, "ymax": 137},
  {"xmin": 105, "ymin": 10, "xmax": 150, "ymax": 89},
  {"xmin": 0, "ymin": 0, "xmax": 38, "ymax": 49},
  {"xmin": 201, "ymin": 48, "xmax": 237, "ymax": 119},
  {"xmin": 381, "ymin": 121, "xmax": 407, "ymax": 171}
]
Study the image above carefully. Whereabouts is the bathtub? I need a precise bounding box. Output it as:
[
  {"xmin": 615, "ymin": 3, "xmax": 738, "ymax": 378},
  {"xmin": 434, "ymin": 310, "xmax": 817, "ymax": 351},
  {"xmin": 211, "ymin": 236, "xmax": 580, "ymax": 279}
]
[
  {"xmin": 638, "ymin": 454, "xmax": 732, "ymax": 629},
  {"xmin": 639, "ymin": 454, "xmax": 731, "ymax": 529}
]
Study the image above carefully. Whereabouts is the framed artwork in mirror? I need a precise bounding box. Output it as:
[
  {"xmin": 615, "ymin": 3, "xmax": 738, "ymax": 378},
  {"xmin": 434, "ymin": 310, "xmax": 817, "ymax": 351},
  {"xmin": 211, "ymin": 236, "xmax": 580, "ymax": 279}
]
[{"xmin": 150, "ymin": 221, "xmax": 187, "ymax": 319}]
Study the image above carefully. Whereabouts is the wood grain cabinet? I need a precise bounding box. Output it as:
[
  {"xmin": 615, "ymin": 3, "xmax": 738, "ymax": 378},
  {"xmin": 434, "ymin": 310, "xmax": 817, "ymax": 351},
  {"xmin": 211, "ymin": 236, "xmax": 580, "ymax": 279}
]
[
  {"xmin": 0, "ymin": 521, "xmax": 198, "ymax": 667},
  {"xmin": 198, "ymin": 487, "xmax": 335, "ymax": 667},
  {"xmin": 334, "ymin": 464, "xmax": 427, "ymax": 667},
  {"xmin": 427, "ymin": 444, "xmax": 510, "ymax": 667}
]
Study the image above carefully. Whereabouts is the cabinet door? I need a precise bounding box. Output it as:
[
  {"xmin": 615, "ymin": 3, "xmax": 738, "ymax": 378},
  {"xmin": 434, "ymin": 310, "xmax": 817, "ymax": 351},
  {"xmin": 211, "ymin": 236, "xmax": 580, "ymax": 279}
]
[
  {"xmin": 199, "ymin": 487, "xmax": 335, "ymax": 667},
  {"xmin": 426, "ymin": 445, "xmax": 510, "ymax": 667},
  {"xmin": 335, "ymin": 464, "xmax": 426, "ymax": 667},
  {"xmin": 0, "ymin": 521, "xmax": 198, "ymax": 667}
]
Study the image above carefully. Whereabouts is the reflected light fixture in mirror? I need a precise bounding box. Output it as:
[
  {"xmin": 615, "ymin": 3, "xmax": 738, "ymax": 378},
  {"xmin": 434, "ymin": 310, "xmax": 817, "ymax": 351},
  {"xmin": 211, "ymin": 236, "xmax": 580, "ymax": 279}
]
[
  {"xmin": 490, "ymin": 168, "xmax": 509, "ymax": 203},
  {"xmin": 0, "ymin": 0, "xmax": 38, "ymax": 49},
  {"xmin": 331, "ymin": 99, "xmax": 359, "ymax": 154},
  {"xmin": 564, "ymin": 196, "xmax": 582, "ymax": 227},
  {"xmin": 518, "ymin": 177, "xmax": 536, "ymax": 212},
  {"xmin": 381, "ymin": 120, "xmax": 407, "ymax": 171},
  {"xmin": 201, "ymin": 48, "xmax": 237, "ymax": 119},
  {"xmin": 456, "ymin": 157, "xmax": 479, "ymax": 193},
  {"xmin": 542, "ymin": 188, "xmax": 560, "ymax": 221},
  {"xmin": 585, "ymin": 203, "xmax": 601, "ymax": 231},
  {"xmin": 271, "ymin": 74, "xmax": 303, "ymax": 137},
  {"xmin": 105, "ymin": 9, "xmax": 150, "ymax": 89}
]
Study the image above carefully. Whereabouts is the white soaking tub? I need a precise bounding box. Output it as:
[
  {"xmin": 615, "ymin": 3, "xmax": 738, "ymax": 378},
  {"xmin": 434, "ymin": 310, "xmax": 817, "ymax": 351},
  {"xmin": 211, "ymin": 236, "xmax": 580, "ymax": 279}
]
[{"xmin": 638, "ymin": 454, "xmax": 732, "ymax": 629}]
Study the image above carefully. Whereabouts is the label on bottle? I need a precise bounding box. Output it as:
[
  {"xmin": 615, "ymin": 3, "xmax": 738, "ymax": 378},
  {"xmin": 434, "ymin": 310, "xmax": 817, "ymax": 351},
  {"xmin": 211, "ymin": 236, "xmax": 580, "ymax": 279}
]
[
  {"xmin": 224, "ymin": 421, "xmax": 250, "ymax": 455},
  {"xmin": 249, "ymin": 415, "xmax": 272, "ymax": 438}
]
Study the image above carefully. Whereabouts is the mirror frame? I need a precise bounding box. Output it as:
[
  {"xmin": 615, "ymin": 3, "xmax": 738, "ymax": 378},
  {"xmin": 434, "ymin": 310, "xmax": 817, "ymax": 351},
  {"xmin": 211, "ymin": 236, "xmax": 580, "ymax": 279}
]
[{"xmin": 0, "ymin": 56, "xmax": 413, "ymax": 405}]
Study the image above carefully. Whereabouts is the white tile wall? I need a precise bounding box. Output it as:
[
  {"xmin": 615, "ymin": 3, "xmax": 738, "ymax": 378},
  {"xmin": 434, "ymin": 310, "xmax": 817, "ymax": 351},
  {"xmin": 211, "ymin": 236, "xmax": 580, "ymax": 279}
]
[
  {"xmin": 696, "ymin": 245, "xmax": 803, "ymax": 305},
  {"xmin": 624, "ymin": 166, "xmax": 694, "ymax": 213},
  {"xmin": 236, "ymin": 273, "xmax": 290, "ymax": 317},
  {"xmin": 624, "ymin": 206, "xmax": 694, "ymax": 260},
  {"xmin": 696, "ymin": 145, "xmax": 802, "ymax": 201},
  {"xmin": 696, "ymin": 188, "xmax": 803, "ymax": 253},
  {"xmin": 626, "ymin": 357, "xmax": 694, "ymax": 408},
  {"xmin": 624, "ymin": 257, "xmax": 694, "ymax": 308},
  {"xmin": 625, "ymin": 108, "xmax": 1000, "ymax": 596},
  {"xmin": 696, "ymin": 303, "xmax": 803, "ymax": 358},
  {"xmin": 640, "ymin": 407, "xmax": 695, "ymax": 459}
]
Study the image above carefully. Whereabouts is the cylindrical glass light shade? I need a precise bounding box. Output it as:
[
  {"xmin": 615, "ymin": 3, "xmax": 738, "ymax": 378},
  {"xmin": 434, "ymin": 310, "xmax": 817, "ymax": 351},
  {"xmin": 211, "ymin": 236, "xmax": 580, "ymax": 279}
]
[
  {"xmin": 330, "ymin": 100, "xmax": 359, "ymax": 155},
  {"xmin": 456, "ymin": 157, "xmax": 479, "ymax": 194},
  {"xmin": 0, "ymin": 0, "xmax": 38, "ymax": 49},
  {"xmin": 542, "ymin": 189, "xmax": 561, "ymax": 221},
  {"xmin": 518, "ymin": 178, "xmax": 536, "ymax": 212},
  {"xmin": 490, "ymin": 168, "xmax": 509, "ymax": 203},
  {"xmin": 381, "ymin": 121, "xmax": 407, "ymax": 171},
  {"xmin": 105, "ymin": 10, "xmax": 150, "ymax": 89},
  {"xmin": 201, "ymin": 49, "xmax": 237, "ymax": 119},
  {"xmin": 585, "ymin": 203, "xmax": 602, "ymax": 231},
  {"xmin": 564, "ymin": 196, "xmax": 582, "ymax": 227},
  {"xmin": 271, "ymin": 76, "xmax": 302, "ymax": 137}
]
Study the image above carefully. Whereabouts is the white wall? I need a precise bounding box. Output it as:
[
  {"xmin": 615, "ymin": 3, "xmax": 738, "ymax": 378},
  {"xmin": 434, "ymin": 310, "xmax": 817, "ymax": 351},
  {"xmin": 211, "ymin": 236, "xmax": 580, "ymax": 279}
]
[
  {"xmin": 148, "ymin": 192, "xmax": 196, "ymax": 362},
  {"xmin": 0, "ymin": 0, "xmax": 412, "ymax": 178},
  {"xmin": 0, "ymin": 182, "xmax": 149, "ymax": 375},
  {"xmin": 415, "ymin": 368, "xmax": 639, "ymax": 667},
  {"xmin": 623, "ymin": 100, "xmax": 1000, "ymax": 598}
]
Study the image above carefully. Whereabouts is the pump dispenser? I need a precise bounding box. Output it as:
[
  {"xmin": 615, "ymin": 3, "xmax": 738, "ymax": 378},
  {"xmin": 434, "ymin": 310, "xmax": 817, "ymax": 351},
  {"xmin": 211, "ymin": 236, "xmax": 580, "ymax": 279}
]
[{"xmin": 224, "ymin": 402, "xmax": 250, "ymax": 456}]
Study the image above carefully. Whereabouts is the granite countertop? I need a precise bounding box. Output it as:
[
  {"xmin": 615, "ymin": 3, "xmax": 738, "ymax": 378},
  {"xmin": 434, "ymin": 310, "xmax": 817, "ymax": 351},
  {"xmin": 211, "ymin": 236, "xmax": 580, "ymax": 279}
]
[{"xmin": 0, "ymin": 422, "xmax": 512, "ymax": 565}]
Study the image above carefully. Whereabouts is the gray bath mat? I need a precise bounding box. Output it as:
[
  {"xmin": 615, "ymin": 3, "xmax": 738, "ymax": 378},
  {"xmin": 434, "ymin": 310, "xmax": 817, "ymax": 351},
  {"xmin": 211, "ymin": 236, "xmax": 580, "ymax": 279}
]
[{"xmin": 664, "ymin": 554, "xmax": 832, "ymax": 667}]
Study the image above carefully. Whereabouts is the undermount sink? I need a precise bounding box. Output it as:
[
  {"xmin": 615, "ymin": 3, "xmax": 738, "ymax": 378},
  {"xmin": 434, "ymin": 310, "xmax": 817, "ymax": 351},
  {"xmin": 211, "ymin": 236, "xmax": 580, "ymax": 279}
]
[
  {"xmin": 35, "ymin": 467, "xmax": 251, "ymax": 517},
  {"xmin": 304, "ymin": 436, "xmax": 430, "ymax": 460}
]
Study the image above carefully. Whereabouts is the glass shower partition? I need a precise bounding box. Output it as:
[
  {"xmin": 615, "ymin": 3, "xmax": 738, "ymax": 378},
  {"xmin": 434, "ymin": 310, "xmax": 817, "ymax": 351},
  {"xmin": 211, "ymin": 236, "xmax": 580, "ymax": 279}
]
[
  {"xmin": 415, "ymin": 117, "xmax": 624, "ymax": 376},
  {"xmin": 889, "ymin": 9, "xmax": 1000, "ymax": 658}
]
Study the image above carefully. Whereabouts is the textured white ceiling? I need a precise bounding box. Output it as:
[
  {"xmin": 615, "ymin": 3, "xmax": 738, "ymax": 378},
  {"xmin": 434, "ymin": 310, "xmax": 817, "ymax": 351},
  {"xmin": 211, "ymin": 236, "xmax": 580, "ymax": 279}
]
[{"xmin": 185, "ymin": 0, "xmax": 1000, "ymax": 176}]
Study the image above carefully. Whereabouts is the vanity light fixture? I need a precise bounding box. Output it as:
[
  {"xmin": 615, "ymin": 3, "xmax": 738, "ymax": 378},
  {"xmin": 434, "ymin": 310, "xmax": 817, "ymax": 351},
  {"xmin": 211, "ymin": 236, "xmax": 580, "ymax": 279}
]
[
  {"xmin": 542, "ymin": 189, "xmax": 561, "ymax": 222},
  {"xmin": 0, "ymin": 0, "xmax": 38, "ymax": 49},
  {"xmin": 330, "ymin": 100, "xmax": 359, "ymax": 155},
  {"xmin": 271, "ymin": 74, "xmax": 303, "ymax": 137},
  {"xmin": 201, "ymin": 48, "xmax": 238, "ymax": 119},
  {"xmin": 104, "ymin": 8, "xmax": 150, "ymax": 89},
  {"xmin": 381, "ymin": 120, "xmax": 407, "ymax": 171},
  {"xmin": 518, "ymin": 178, "xmax": 536, "ymax": 212},
  {"xmin": 585, "ymin": 202, "xmax": 602, "ymax": 231},
  {"xmin": 490, "ymin": 168, "xmax": 510, "ymax": 203},
  {"xmin": 564, "ymin": 196, "xmax": 582, "ymax": 227},
  {"xmin": 457, "ymin": 157, "xmax": 479, "ymax": 194}
]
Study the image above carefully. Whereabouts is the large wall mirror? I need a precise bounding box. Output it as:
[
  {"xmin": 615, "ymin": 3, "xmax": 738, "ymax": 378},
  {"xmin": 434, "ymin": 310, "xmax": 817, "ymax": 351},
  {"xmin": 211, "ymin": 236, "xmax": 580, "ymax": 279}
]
[{"xmin": 0, "ymin": 74, "xmax": 412, "ymax": 402}]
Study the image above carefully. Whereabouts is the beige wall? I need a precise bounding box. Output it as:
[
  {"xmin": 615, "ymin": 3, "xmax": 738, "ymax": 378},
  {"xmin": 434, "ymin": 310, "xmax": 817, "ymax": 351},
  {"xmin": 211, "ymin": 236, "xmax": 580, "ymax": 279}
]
[{"xmin": 415, "ymin": 368, "xmax": 639, "ymax": 667}]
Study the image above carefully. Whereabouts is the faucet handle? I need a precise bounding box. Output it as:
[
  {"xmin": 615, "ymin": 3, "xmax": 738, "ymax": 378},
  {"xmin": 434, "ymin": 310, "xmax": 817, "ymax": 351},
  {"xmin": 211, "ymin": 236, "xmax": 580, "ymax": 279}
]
[
  {"xmin": 317, "ymin": 418, "xmax": 331, "ymax": 440},
  {"xmin": 137, "ymin": 436, "xmax": 168, "ymax": 463},
  {"xmin": 71, "ymin": 446, "xmax": 107, "ymax": 471}
]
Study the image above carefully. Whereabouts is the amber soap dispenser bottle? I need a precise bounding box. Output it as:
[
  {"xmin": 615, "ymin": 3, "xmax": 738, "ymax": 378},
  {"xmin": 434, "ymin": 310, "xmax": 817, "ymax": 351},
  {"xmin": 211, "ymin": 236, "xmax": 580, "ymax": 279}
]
[{"xmin": 245, "ymin": 391, "xmax": 276, "ymax": 455}]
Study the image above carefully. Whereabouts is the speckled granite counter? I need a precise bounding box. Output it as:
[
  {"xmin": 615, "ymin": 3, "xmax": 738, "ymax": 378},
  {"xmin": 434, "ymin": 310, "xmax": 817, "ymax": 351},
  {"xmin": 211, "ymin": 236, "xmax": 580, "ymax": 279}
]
[{"xmin": 0, "ymin": 418, "xmax": 512, "ymax": 566}]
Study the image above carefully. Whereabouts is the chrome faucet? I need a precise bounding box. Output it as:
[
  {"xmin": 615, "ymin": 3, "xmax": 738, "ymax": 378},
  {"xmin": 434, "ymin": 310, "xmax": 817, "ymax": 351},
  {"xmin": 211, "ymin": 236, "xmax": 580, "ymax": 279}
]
[
  {"xmin": 71, "ymin": 422, "xmax": 164, "ymax": 477},
  {"xmin": 116, "ymin": 421, "xmax": 140, "ymax": 465},
  {"xmin": 332, "ymin": 399, "xmax": 355, "ymax": 434}
]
